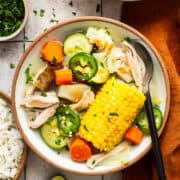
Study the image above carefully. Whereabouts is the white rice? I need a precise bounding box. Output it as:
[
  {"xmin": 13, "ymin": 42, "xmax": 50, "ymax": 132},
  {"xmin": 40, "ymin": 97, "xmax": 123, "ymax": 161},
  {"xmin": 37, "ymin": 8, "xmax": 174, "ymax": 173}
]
[{"xmin": 0, "ymin": 98, "xmax": 24, "ymax": 180}]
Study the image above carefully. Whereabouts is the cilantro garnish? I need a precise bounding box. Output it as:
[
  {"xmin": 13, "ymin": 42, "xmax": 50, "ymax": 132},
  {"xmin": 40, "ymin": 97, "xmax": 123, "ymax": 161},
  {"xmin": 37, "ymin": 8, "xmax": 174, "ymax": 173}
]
[{"xmin": 0, "ymin": 0, "xmax": 25, "ymax": 36}]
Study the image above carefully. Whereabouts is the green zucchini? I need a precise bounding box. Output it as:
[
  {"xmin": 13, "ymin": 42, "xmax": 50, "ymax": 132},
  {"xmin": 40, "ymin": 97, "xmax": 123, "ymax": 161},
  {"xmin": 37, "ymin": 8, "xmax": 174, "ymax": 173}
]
[
  {"xmin": 91, "ymin": 67, "xmax": 109, "ymax": 84},
  {"xmin": 64, "ymin": 33, "xmax": 92, "ymax": 55},
  {"xmin": 40, "ymin": 117, "xmax": 68, "ymax": 150}
]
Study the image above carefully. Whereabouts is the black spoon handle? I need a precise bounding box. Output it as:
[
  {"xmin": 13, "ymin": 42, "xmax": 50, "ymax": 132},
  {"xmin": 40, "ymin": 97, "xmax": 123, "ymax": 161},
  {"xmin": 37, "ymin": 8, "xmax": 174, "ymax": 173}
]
[{"xmin": 145, "ymin": 90, "xmax": 166, "ymax": 180}]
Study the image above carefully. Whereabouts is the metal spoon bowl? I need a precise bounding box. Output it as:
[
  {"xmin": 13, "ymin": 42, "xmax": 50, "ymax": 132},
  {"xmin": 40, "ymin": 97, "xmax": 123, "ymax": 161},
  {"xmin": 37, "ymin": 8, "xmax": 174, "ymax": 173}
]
[{"xmin": 130, "ymin": 39, "xmax": 166, "ymax": 180}]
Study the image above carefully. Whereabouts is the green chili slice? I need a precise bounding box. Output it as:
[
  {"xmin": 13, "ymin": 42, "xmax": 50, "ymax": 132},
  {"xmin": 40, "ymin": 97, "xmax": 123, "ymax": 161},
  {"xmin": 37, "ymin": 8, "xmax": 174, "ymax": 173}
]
[
  {"xmin": 69, "ymin": 52, "xmax": 98, "ymax": 81},
  {"xmin": 56, "ymin": 104, "xmax": 80, "ymax": 137},
  {"xmin": 136, "ymin": 106, "xmax": 163, "ymax": 135}
]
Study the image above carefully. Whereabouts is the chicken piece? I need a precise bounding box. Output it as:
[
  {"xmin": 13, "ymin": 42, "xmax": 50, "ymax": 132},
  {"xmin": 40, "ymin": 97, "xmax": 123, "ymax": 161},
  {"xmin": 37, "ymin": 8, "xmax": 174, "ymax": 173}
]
[
  {"xmin": 86, "ymin": 27, "xmax": 114, "ymax": 54},
  {"xmin": 122, "ymin": 41, "xmax": 146, "ymax": 91},
  {"xmin": 21, "ymin": 91, "xmax": 59, "ymax": 108},
  {"xmin": 57, "ymin": 84, "xmax": 91, "ymax": 103},
  {"xmin": 107, "ymin": 47, "xmax": 133, "ymax": 82},
  {"xmin": 33, "ymin": 64, "xmax": 54, "ymax": 91},
  {"xmin": 70, "ymin": 89, "xmax": 95, "ymax": 111},
  {"xmin": 87, "ymin": 141, "xmax": 129, "ymax": 169},
  {"xmin": 28, "ymin": 104, "xmax": 58, "ymax": 128}
]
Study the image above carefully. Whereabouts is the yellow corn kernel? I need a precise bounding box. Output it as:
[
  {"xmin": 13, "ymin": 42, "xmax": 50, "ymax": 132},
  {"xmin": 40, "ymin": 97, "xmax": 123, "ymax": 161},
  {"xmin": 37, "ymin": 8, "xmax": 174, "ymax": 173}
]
[{"xmin": 79, "ymin": 77, "xmax": 145, "ymax": 152}]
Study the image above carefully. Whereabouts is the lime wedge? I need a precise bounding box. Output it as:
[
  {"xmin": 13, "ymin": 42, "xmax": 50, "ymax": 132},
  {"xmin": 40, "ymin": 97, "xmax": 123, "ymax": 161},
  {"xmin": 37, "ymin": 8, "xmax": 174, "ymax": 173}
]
[{"xmin": 51, "ymin": 175, "xmax": 65, "ymax": 180}]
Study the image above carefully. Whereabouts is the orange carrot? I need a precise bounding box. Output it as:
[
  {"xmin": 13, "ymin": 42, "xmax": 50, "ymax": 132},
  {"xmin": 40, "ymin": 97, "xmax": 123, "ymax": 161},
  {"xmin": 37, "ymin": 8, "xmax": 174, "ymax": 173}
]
[
  {"xmin": 41, "ymin": 41, "xmax": 64, "ymax": 64},
  {"xmin": 54, "ymin": 69, "xmax": 72, "ymax": 85},
  {"xmin": 70, "ymin": 137, "xmax": 92, "ymax": 162},
  {"xmin": 124, "ymin": 126, "xmax": 143, "ymax": 144}
]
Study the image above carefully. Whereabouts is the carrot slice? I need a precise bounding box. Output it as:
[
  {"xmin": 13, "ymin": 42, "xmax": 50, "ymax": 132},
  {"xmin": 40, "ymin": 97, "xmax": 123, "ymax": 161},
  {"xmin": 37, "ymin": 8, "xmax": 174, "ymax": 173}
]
[
  {"xmin": 41, "ymin": 41, "xmax": 64, "ymax": 64},
  {"xmin": 124, "ymin": 126, "xmax": 143, "ymax": 144},
  {"xmin": 70, "ymin": 137, "xmax": 92, "ymax": 162},
  {"xmin": 54, "ymin": 69, "xmax": 72, "ymax": 85}
]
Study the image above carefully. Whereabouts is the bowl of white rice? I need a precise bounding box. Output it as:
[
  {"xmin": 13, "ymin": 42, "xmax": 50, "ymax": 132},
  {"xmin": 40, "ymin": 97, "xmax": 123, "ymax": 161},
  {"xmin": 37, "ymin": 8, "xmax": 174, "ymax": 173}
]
[{"xmin": 0, "ymin": 90, "xmax": 27, "ymax": 180}]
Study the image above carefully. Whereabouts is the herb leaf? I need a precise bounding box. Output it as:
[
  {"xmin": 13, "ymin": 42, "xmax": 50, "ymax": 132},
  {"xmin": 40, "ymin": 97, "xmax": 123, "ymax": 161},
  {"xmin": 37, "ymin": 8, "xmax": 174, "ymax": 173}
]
[
  {"xmin": 9, "ymin": 63, "xmax": 15, "ymax": 69},
  {"xmin": 40, "ymin": 9, "xmax": 45, "ymax": 17},
  {"xmin": 0, "ymin": 0, "xmax": 25, "ymax": 36},
  {"xmin": 25, "ymin": 64, "xmax": 33, "ymax": 84},
  {"xmin": 109, "ymin": 112, "xmax": 119, "ymax": 116},
  {"xmin": 72, "ymin": 12, "xmax": 76, "ymax": 16},
  {"xmin": 50, "ymin": 19, "xmax": 59, "ymax": 24},
  {"xmin": 96, "ymin": 3, "xmax": 101, "ymax": 13},
  {"xmin": 41, "ymin": 92, "xmax": 47, "ymax": 97},
  {"xmin": 69, "ymin": 1, "xmax": 73, "ymax": 7},
  {"xmin": 33, "ymin": 10, "xmax": 37, "ymax": 16},
  {"xmin": 52, "ymin": 8, "xmax": 56, "ymax": 17}
]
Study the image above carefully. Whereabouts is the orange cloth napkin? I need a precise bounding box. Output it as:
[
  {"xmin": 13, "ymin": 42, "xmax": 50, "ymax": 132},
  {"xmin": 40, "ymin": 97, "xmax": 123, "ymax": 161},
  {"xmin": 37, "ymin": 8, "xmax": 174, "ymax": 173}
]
[{"xmin": 122, "ymin": 0, "xmax": 180, "ymax": 179}]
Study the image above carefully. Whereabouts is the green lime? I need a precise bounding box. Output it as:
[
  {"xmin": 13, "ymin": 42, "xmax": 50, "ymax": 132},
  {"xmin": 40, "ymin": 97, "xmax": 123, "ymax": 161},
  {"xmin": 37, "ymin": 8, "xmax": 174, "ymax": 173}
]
[{"xmin": 51, "ymin": 175, "xmax": 65, "ymax": 180}]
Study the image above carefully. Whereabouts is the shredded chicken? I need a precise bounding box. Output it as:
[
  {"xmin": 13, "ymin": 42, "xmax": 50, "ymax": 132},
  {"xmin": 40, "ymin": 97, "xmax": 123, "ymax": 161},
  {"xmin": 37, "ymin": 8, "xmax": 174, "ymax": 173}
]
[
  {"xmin": 87, "ymin": 141, "xmax": 129, "ymax": 169},
  {"xmin": 21, "ymin": 91, "xmax": 59, "ymax": 108},
  {"xmin": 70, "ymin": 89, "xmax": 95, "ymax": 111},
  {"xmin": 107, "ymin": 47, "xmax": 133, "ymax": 82},
  {"xmin": 33, "ymin": 65, "xmax": 54, "ymax": 91},
  {"xmin": 28, "ymin": 104, "xmax": 58, "ymax": 129},
  {"xmin": 122, "ymin": 41, "xmax": 146, "ymax": 91}
]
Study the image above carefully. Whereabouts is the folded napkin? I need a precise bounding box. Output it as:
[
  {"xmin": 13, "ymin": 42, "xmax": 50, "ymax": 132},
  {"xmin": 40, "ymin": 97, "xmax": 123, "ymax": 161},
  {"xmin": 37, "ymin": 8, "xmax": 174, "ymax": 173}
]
[{"xmin": 122, "ymin": 0, "xmax": 180, "ymax": 179}]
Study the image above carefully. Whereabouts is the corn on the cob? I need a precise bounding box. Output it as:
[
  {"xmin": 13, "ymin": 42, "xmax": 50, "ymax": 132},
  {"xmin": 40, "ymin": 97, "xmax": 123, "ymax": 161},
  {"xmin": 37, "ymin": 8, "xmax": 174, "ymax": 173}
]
[{"xmin": 79, "ymin": 77, "xmax": 145, "ymax": 152}]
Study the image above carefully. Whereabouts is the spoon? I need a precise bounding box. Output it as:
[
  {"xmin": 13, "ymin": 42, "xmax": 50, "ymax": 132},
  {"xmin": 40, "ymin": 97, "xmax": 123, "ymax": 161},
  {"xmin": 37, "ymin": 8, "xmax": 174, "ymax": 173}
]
[{"xmin": 130, "ymin": 39, "xmax": 166, "ymax": 180}]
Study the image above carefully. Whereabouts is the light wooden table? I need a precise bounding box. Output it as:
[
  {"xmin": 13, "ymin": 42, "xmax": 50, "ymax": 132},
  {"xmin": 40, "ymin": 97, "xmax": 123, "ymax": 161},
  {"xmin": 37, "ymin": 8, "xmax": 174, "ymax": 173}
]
[{"xmin": 0, "ymin": 0, "xmax": 123, "ymax": 179}]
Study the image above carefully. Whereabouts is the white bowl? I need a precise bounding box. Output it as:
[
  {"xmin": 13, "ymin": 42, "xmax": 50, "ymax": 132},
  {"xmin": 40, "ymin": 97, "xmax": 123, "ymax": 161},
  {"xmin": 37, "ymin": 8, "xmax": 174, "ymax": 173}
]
[
  {"xmin": 0, "ymin": 0, "xmax": 28, "ymax": 42},
  {"xmin": 11, "ymin": 17, "xmax": 170, "ymax": 175}
]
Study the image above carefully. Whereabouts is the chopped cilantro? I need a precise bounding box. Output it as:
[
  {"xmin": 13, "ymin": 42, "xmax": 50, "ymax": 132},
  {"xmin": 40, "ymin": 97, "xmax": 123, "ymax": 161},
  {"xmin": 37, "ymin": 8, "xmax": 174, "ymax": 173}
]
[
  {"xmin": 52, "ymin": 8, "xmax": 56, "ymax": 17},
  {"xmin": 50, "ymin": 19, "xmax": 59, "ymax": 23},
  {"xmin": 9, "ymin": 63, "xmax": 15, "ymax": 69},
  {"xmin": 72, "ymin": 12, "xmax": 76, "ymax": 16},
  {"xmin": 55, "ymin": 139, "xmax": 61, "ymax": 145},
  {"xmin": 40, "ymin": 9, "xmax": 45, "ymax": 17},
  {"xmin": 109, "ymin": 112, "xmax": 119, "ymax": 116},
  {"xmin": 92, "ymin": 160, "xmax": 96, "ymax": 164},
  {"xmin": 52, "ymin": 56, "xmax": 57, "ymax": 64},
  {"xmin": 0, "ymin": 0, "xmax": 25, "ymax": 36},
  {"xmin": 96, "ymin": 3, "xmax": 101, "ymax": 13},
  {"xmin": 100, "ymin": 62, "xmax": 104, "ymax": 67},
  {"xmin": 25, "ymin": 64, "xmax": 33, "ymax": 84},
  {"xmin": 124, "ymin": 37, "xmax": 131, "ymax": 43},
  {"xmin": 24, "ymin": 36, "xmax": 28, "ymax": 40},
  {"xmin": 41, "ymin": 92, "xmax": 47, "ymax": 97},
  {"xmin": 84, "ymin": 125, "xmax": 89, "ymax": 132},
  {"xmin": 33, "ymin": 10, "xmax": 37, "ymax": 16},
  {"xmin": 69, "ymin": 1, "xmax": 73, "ymax": 7}
]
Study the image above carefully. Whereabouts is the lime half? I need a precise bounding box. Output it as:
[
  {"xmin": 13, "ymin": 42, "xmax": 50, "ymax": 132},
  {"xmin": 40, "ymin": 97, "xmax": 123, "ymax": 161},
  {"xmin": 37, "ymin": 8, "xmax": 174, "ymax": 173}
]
[{"xmin": 51, "ymin": 175, "xmax": 65, "ymax": 180}]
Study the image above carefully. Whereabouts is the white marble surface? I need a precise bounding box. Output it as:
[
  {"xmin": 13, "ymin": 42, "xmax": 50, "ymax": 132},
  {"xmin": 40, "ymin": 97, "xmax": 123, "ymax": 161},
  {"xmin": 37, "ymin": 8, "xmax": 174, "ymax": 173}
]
[{"xmin": 0, "ymin": 0, "xmax": 123, "ymax": 179}]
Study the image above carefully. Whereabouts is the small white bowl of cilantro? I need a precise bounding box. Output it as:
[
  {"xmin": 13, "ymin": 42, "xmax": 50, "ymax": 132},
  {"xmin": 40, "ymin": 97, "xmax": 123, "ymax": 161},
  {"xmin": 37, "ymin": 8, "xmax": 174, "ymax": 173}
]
[{"xmin": 0, "ymin": 0, "xmax": 28, "ymax": 41}]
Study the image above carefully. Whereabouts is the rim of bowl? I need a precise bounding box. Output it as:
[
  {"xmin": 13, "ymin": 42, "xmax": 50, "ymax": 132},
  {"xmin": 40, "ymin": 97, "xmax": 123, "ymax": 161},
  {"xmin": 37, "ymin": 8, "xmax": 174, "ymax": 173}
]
[
  {"xmin": 11, "ymin": 16, "xmax": 170, "ymax": 175},
  {"xmin": 0, "ymin": 0, "xmax": 28, "ymax": 42},
  {"xmin": 0, "ymin": 90, "xmax": 28, "ymax": 180}
]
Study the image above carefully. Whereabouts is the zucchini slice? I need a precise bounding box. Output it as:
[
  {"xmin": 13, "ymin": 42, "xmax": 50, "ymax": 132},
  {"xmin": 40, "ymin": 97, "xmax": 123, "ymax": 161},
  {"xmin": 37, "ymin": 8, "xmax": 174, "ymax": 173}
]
[
  {"xmin": 40, "ymin": 117, "xmax": 68, "ymax": 150},
  {"xmin": 64, "ymin": 33, "xmax": 92, "ymax": 55}
]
